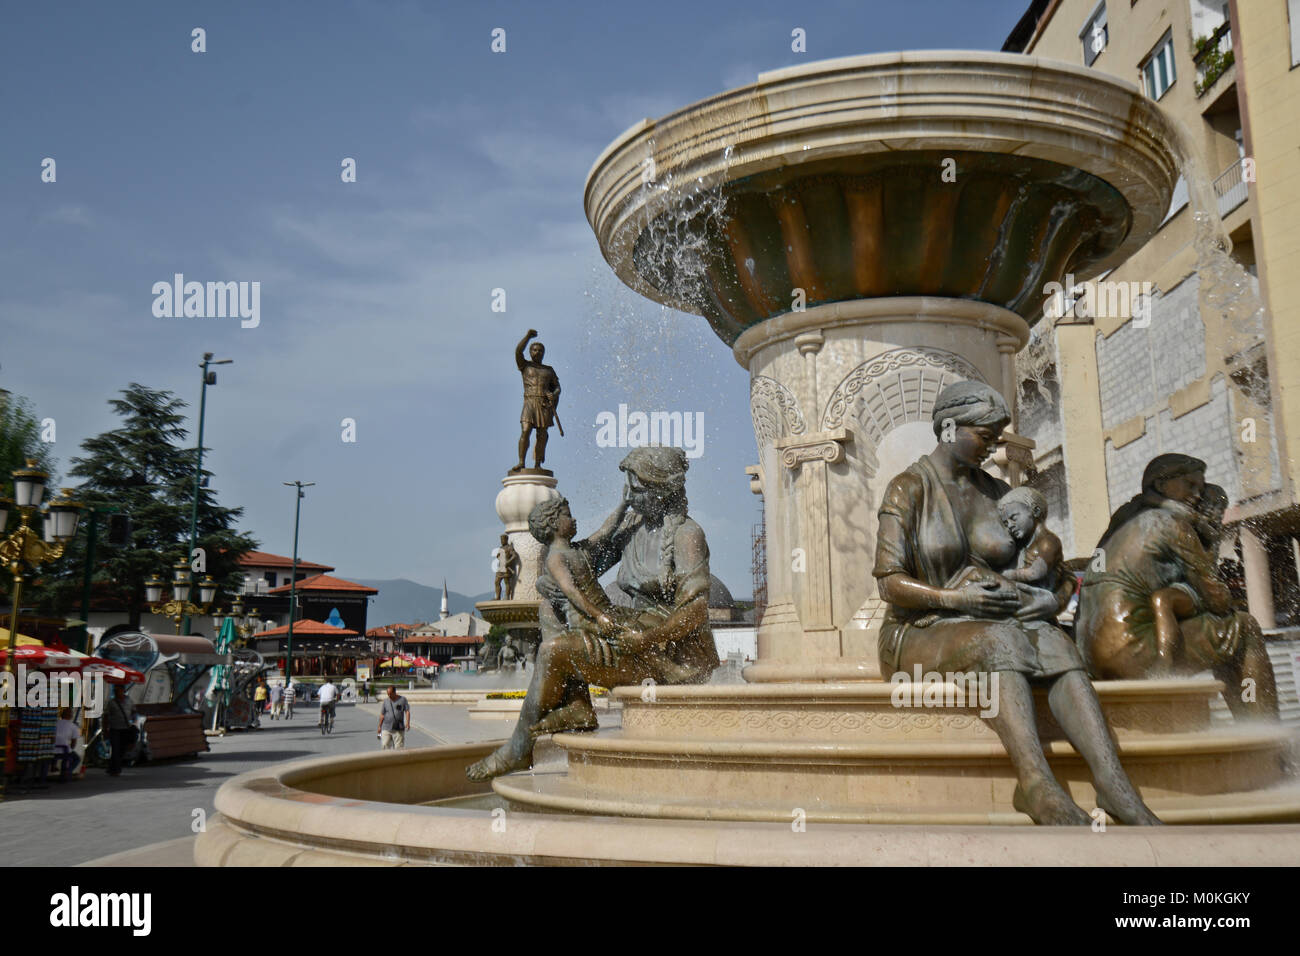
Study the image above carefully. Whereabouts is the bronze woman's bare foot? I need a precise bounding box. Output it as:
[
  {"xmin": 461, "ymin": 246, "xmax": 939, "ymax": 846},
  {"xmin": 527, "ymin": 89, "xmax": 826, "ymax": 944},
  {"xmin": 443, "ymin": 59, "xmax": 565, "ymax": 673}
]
[
  {"xmin": 1013, "ymin": 776, "xmax": 1092, "ymax": 826},
  {"xmin": 466, "ymin": 741, "xmax": 533, "ymax": 782},
  {"xmin": 529, "ymin": 700, "xmax": 599, "ymax": 737},
  {"xmin": 1095, "ymin": 786, "xmax": 1163, "ymax": 826}
]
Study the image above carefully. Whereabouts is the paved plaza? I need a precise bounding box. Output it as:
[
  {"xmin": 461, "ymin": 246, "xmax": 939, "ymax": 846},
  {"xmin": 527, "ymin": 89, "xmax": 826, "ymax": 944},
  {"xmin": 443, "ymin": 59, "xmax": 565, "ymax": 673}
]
[{"xmin": 0, "ymin": 701, "xmax": 528, "ymax": 866}]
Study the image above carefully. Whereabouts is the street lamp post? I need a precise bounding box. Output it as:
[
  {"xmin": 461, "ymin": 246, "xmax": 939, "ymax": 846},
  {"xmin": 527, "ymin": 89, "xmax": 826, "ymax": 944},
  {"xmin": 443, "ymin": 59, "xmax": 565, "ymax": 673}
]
[
  {"xmin": 283, "ymin": 481, "xmax": 314, "ymax": 681},
  {"xmin": 0, "ymin": 464, "xmax": 82, "ymax": 801},
  {"xmin": 184, "ymin": 352, "xmax": 232, "ymax": 635},
  {"xmin": 145, "ymin": 560, "xmax": 217, "ymax": 634}
]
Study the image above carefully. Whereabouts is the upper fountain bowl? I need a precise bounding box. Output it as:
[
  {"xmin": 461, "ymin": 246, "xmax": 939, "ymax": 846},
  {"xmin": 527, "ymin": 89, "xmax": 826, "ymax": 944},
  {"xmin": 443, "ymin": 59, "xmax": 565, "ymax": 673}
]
[{"xmin": 585, "ymin": 51, "xmax": 1179, "ymax": 345}]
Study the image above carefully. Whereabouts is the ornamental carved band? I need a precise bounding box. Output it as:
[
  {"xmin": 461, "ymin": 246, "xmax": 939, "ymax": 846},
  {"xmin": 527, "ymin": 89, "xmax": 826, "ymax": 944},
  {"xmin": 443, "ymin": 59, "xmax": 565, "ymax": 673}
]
[
  {"xmin": 821, "ymin": 347, "xmax": 985, "ymax": 441},
  {"xmin": 750, "ymin": 375, "xmax": 807, "ymax": 458}
]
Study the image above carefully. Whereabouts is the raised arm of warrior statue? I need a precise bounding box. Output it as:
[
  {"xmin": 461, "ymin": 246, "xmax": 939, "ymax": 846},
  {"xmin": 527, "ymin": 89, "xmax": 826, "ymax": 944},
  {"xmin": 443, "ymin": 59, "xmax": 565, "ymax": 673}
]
[{"xmin": 515, "ymin": 329, "xmax": 537, "ymax": 370}]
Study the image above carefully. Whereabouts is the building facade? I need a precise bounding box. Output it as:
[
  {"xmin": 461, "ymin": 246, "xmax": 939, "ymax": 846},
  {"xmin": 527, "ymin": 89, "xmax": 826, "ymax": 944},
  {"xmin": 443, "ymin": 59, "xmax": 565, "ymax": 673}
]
[{"xmin": 1004, "ymin": 0, "xmax": 1300, "ymax": 627}]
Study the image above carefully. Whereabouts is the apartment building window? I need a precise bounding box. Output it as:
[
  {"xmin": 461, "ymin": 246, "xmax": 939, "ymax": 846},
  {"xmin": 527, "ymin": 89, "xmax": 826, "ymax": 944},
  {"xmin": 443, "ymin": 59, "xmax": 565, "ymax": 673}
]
[
  {"xmin": 1290, "ymin": 0, "xmax": 1300, "ymax": 67},
  {"xmin": 1142, "ymin": 31, "xmax": 1177, "ymax": 99},
  {"xmin": 1080, "ymin": 1, "xmax": 1109, "ymax": 65}
]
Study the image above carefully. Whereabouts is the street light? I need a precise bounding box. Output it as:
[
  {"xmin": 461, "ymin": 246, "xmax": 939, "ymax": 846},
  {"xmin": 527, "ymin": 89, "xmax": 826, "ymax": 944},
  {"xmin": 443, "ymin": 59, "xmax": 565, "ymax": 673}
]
[
  {"xmin": 1, "ymin": 467, "xmax": 82, "ymax": 801},
  {"xmin": 282, "ymin": 481, "xmax": 314, "ymax": 681},
  {"xmin": 146, "ymin": 558, "xmax": 217, "ymax": 634},
  {"xmin": 184, "ymin": 352, "xmax": 232, "ymax": 635}
]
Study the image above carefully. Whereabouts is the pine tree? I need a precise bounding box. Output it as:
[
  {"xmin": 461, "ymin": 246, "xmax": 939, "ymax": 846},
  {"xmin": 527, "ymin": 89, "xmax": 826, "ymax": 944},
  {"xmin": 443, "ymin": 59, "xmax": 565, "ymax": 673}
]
[
  {"xmin": 37, "ymin": 383, "xmax": 257, "ymax": 628},
  {"xmin": 0, "ymin": 388, "xmax": 57, "ymax": 497}
]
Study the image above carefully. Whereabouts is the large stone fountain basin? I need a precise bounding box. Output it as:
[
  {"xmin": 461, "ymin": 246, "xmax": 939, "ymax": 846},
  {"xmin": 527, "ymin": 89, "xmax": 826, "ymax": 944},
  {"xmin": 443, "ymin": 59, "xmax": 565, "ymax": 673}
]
[
  {"xmin": 585, "ymin": 50, "xmax": 1179, "ymax": 343},
  {"xmin": 195, "ymin": 739, "xmax": 1300, "ymax": 866}
]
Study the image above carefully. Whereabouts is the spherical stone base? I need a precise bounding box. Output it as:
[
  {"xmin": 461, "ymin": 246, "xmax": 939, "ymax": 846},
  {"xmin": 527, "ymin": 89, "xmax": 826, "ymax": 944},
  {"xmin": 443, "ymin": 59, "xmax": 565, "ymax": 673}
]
[
  {"xmin": 493, "ymin": 472, "xmax": 561, "ymax": 604},
  {"xmin": 475, "ymin": 599, "xmax": 541, "ymax": 632}
]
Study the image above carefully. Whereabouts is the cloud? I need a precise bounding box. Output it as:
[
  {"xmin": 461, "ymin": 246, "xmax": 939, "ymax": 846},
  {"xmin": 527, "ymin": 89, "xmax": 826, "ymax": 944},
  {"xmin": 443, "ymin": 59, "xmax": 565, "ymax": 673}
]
[{"xmin": 40, "ymin": 204, "xmax": 93, "ymax": 228}]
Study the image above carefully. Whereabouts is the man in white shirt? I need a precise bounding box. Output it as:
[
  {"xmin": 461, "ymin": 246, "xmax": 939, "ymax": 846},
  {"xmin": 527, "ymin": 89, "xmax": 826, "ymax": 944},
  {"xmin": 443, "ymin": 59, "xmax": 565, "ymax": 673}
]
[
  {"xmin": 54, "ymin": 708, "xmax": 81, "ymax": 782},
  {"xmin": 318, "ymin": 677, "xmax": 338, "ymax": 730},
  {"xmin": 378, "ymin": 685, "xmax": 411, "ymax": 750},
  {"xmin": 282, "ymin": 679, "xmax": 296, "ymax": 720}
]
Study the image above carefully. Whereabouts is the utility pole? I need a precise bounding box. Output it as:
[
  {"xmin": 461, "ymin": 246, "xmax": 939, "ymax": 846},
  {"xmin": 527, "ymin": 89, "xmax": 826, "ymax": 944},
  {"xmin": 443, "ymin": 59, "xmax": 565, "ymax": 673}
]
[
  {"xmin": 186, "ymin": 352, "xmax": 232, "ymax": 635},
  {"xmin": 283, "ymin": 481, "xmax": 314, "ymax": 681}
]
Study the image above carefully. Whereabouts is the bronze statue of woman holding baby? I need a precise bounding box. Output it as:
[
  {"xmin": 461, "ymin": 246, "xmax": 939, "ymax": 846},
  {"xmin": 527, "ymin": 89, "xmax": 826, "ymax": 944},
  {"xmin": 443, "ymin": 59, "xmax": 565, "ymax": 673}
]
[
  {"xmin": 872, "ymin": 380, "xmax": 1160, "ymax": 825},
  {"xmin": 467, "ymin": 446, "xmax": 717, "ymax": 781}
]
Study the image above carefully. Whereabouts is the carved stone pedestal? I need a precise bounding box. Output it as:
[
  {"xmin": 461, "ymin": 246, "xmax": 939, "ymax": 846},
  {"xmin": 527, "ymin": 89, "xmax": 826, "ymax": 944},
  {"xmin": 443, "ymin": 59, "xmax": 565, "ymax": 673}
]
[{"xmin": 740, "ymin": 297, "xmax": 1029, "ymax": 683}]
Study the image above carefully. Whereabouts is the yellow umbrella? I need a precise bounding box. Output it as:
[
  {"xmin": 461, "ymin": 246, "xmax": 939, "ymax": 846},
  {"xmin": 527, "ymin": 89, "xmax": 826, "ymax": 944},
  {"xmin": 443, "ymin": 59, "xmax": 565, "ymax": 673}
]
[{"xmin": 0, "ymin": 628, "xmax": 42, "ymax": 647}]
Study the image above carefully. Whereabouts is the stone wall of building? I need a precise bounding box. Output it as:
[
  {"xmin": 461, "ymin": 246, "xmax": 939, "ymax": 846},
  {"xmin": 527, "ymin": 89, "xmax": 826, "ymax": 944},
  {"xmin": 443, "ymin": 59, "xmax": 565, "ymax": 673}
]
[
  {"xmin": 1104, "ymin": 375, "xmax": 1236, "ymax": 512},
  {"xmin": 1096, "ymin": 278, "xmax": 1205, "ymax": 430}
]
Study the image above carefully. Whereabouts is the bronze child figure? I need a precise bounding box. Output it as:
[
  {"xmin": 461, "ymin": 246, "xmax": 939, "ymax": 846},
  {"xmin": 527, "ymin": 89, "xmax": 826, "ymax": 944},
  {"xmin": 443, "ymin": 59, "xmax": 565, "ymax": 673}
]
[{"xmin": 997, "ymin": 487, "xmax": 1065, "ymax": 593}]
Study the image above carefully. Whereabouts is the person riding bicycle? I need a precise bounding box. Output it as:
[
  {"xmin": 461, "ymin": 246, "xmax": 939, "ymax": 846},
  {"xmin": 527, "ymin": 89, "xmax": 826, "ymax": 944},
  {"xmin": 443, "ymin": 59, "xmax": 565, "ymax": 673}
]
[{"xmin": 318, "ymin": 677, "xmax": 339, "ymax": 730}]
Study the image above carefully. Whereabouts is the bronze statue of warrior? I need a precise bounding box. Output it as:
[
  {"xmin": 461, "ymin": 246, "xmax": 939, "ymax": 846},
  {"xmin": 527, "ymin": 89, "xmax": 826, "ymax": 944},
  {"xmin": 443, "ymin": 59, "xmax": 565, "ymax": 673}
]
[
  {"xmin": 493, "ymin": 533, "xmax": 520, "ymax": 600},
  {"xmin": 512, "ymin": 329, "xmax": 562, "ymax": 472}
]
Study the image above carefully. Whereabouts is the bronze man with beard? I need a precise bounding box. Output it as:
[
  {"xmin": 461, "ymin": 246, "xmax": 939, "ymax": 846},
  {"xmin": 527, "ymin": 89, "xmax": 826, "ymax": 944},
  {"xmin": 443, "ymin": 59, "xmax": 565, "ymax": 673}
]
[{"xmin": 512, "ymin": 329, "xmax": 562, "ymax": 472}]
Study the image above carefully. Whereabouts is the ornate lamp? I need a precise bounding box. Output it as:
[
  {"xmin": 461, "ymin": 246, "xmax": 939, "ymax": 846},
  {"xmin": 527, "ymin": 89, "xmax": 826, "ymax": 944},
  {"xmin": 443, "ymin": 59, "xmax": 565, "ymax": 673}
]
[{"xmin": 11, "ymin": 461, "xmax": 47, "ymax": 509}]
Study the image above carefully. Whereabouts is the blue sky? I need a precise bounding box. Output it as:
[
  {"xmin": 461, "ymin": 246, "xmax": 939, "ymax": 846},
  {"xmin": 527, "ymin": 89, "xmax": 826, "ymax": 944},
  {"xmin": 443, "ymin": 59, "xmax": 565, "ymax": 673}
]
[{"xmin": 0, "ymin": 0, "xmax": 1028, "ymax": 602}]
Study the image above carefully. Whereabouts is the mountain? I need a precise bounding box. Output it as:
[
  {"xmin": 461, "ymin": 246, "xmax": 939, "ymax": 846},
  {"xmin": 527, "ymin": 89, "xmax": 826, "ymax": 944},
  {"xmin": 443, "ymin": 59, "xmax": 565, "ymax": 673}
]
[{"xmin": 355, "ymin": 579, "xmax": 494, "ymax": 629}]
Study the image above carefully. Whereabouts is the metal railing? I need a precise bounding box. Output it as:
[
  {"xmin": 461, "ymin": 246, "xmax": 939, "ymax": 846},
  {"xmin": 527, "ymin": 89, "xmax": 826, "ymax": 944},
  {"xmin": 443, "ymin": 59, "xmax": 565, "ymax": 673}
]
[
  {"xmin": 1214, "ymin": 157, "xmax": 1248, "ymax": 217},
  {"xmin": 1194, "ymin": 20, "xmax": 1233, "ymax": 93}
]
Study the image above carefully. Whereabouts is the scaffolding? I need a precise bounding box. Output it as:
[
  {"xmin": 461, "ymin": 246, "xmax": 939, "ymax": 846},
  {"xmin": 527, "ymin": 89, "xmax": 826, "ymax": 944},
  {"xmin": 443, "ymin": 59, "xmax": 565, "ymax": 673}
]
[{"xmin": 751, "ymin": 510, "xmax": 767, "ymax": 627}]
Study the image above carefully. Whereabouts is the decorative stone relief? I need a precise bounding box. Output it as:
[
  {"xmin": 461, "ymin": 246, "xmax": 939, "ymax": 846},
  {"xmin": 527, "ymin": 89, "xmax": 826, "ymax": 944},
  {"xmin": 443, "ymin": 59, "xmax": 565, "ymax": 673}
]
[
  {"xmin": 821, "ymin": 347, "xmax": 984, "ymax": 442},
  {"xmin": 623, "ymin": 707, "xmax": 986, "ymax": 735},
  {"xmin": 750, "ymin": 375, "xmax": 807, "ymax": 458}
]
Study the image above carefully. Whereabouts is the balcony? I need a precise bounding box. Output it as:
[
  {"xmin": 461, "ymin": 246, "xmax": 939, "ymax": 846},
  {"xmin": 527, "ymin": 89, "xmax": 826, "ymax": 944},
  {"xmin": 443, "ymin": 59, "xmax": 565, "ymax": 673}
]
[
  {"xmin": 1214, "ymin": 157, "xmax": 1249, "ymax": 217},
  {"xmin": 1194, "ymin": 20, "xmax": 1234, "ymax": 96}
]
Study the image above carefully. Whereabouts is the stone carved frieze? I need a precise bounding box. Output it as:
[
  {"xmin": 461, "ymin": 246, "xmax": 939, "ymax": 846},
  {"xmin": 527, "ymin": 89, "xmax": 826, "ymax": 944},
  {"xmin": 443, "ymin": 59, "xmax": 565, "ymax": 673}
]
[
  {"xmin": 750, "ymin": 375, "xmax": 807, "ymax": 458},
  {"xmin": 821, "ymin": 347, "xmax": 984, "ymax": 443},
  {"xmin": 623, "ymin": 707, "xmax": 985, "ymax": 735}
]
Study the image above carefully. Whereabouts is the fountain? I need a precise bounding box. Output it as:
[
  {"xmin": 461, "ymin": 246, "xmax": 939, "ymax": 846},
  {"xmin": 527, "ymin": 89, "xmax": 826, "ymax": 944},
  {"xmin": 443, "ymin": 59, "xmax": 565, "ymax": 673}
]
[{"xmin": 196, "ymin": 52, "xmax": 1300, "ymax": 866}]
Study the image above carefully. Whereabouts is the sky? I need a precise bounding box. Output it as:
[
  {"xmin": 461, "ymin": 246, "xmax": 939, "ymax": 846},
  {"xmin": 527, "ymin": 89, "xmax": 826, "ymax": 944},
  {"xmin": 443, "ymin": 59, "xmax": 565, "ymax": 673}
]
[{"xmin": 0, "ymin": 0, "xmax": 1029, "ymax": 602}]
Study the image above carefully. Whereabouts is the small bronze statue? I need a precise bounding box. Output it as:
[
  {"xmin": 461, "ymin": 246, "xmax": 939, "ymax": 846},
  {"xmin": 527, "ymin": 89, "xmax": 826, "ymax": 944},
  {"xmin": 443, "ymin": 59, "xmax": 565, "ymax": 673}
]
[
  {"xmin": 493, "ymin": 534, "xmax": 520, "ymax": 600},
  {"xmin": 512, "ymin": 329, "xmax": 562, "ymax": 472}
]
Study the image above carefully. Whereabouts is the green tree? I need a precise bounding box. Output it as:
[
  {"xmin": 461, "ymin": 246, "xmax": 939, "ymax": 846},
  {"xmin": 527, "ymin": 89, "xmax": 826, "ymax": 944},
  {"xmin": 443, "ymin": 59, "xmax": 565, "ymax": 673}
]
[
  {"xmin": 0, "ymin": 388, "xmax": 56, "ymax": 498},
  {"xmin": 37, "ymin": 383, "xmax": 257, "ymax": 628}
]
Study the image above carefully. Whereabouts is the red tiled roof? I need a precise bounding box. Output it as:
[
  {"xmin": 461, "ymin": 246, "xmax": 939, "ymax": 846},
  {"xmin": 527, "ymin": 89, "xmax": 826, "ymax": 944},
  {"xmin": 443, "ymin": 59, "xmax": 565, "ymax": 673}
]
[
  {"xmin": 267, "ymin": 573, "xmax": 379, "ymax": 595},
  {"xmin": 257, "ymin": 619, "xmax": 359, "ymax": 637},
  {"xmin": 238, "ymin": 550, "xmax": 334, "ymax": 572}
]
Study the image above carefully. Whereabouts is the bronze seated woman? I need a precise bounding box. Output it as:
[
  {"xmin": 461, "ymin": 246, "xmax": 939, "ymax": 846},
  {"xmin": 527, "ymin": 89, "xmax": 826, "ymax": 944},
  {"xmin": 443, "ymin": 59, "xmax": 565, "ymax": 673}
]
[
  {"xmin": 873, "ymin": 380, "xmax": 1160, "ymax": 825},
  {"xmin": 1076, "ymin": 453, "xmax": 1278, "ymax": 720},
  {"xmin": 467, "ymin": 446, "xmax": 717, "ymax": 781}
]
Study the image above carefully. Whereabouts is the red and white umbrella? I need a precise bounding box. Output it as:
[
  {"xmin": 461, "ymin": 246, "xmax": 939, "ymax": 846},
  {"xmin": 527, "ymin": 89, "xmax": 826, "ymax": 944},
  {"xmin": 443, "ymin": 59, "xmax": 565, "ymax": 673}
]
[
  {"xmin": 0, "ymin": 646, "xmax": 144, "ymax": 683},
  {"xmin": 77, "ymin": 657, "xmax": 146, "ymax": 684},
  {"xmin": 0, "ymin": 646, "xmax": 81, "ymax": 669}
]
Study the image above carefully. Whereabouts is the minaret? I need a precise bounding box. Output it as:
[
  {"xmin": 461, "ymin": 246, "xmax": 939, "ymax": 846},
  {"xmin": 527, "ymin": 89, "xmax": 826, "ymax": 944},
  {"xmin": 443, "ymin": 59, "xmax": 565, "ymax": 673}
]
[{"xmin": 440, "ymin": 579, "xmax": 449, "ymax": 621}]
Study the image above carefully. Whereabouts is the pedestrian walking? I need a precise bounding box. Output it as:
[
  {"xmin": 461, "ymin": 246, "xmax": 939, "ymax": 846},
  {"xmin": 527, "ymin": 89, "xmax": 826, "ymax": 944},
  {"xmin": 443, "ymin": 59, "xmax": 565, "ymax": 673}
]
[
  {"xmin": 252, "ymin": 677, "xmax": 268, "ymax": 727},
  {"xmin": 361, "ymin": 678, "xmax": 370, "ymax": 703},
  {"xmin": 269, "ymin": 680, "xmax": 284, "ymax": 720},
  {"xmin": 377, "ymin": 685, "xmax": 410, "ymax": 750},
  {"xmin": 105, "ymin": 685, "xmax": 136, "ymax": 777},
  {"xmin": 282, "ymin": 679, "xmax": 296, "ymax": 720}
]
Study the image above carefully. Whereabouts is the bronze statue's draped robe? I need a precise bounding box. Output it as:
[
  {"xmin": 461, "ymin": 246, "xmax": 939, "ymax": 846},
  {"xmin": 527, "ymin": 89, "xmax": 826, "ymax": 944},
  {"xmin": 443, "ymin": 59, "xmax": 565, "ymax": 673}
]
[
  {"xmin": 534, "ymin": 515, "xmax": 717, "ymax": 683},
  {"xmin": 872, "ymin": 455, "xmax": 1084, "ymax": 678}
]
